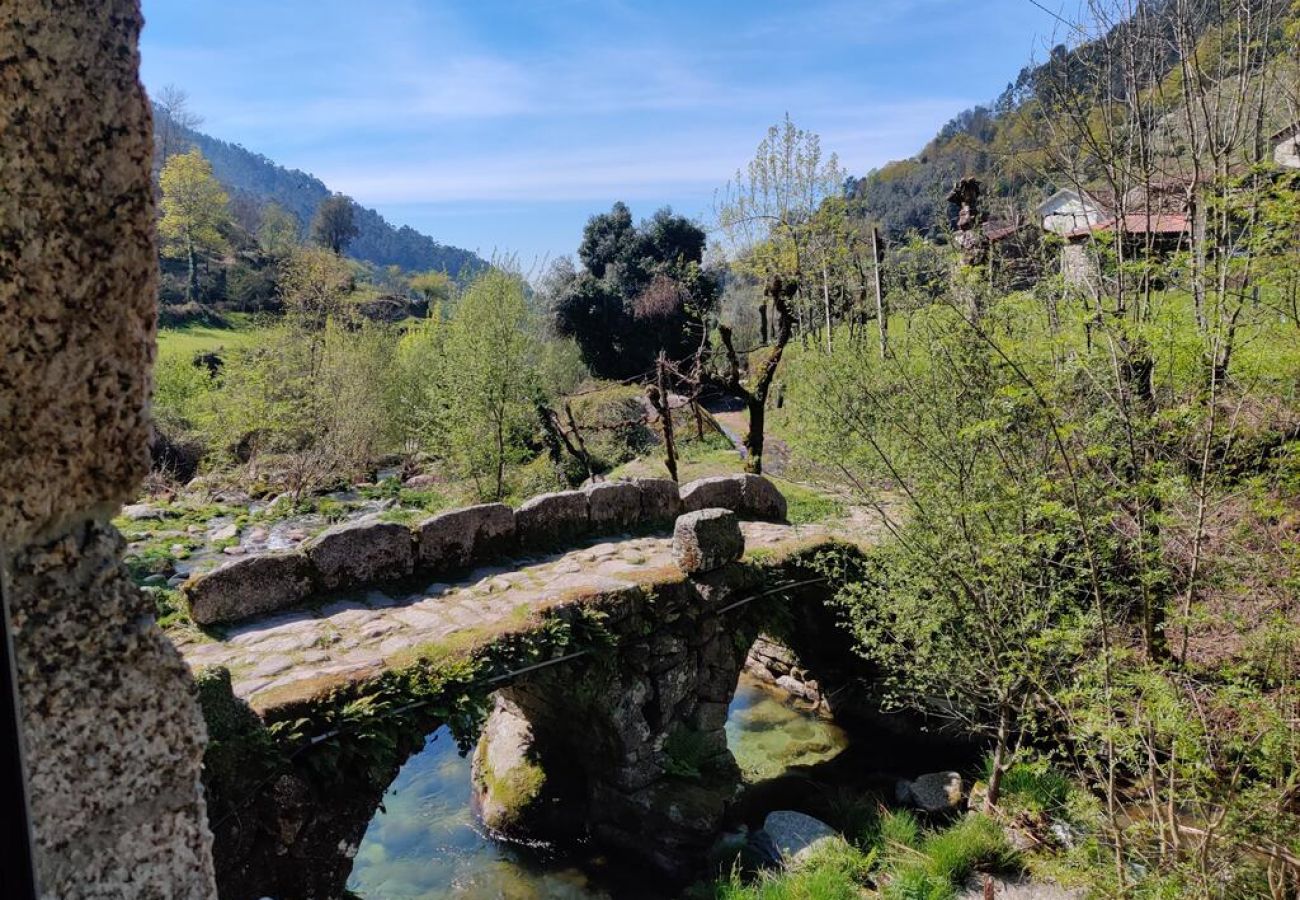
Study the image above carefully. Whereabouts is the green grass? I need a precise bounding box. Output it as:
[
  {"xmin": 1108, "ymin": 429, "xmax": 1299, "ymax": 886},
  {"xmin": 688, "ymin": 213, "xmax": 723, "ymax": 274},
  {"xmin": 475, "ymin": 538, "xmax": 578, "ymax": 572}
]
[
  {"xmin": 156, "ymin": 312, "xmax": 268, "ymax": 361},
  {"xmin": 991, "ymin": 759, "xmax": 1073, "ymax": 817},
  {"xmin": 705, "ymin": 809, "xmax": 1020, "ymax": 900},
  {"xmin": 776, "ymin": 480, "xmax": 845, "ymax": 525},
  {"xmin": 884, "ymin": 814, "xmax": 1019, "ymax": 900},
  {"xmin": 709, "ymin": 837, "xmax": 876, "ymax": 900}
]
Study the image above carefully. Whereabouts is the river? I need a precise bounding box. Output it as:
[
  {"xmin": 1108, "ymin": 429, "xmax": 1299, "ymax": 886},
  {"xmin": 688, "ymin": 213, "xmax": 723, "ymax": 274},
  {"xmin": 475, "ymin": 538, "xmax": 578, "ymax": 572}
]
[{"xmin": 345, "ymin": 673, "xmax": 849, "ymax": 899}]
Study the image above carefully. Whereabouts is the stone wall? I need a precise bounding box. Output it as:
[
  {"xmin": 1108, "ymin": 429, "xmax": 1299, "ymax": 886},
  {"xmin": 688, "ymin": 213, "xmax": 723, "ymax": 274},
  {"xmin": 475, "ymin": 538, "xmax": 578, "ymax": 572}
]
[
  {"xmin": 185, "ymin": 473, "xmax": 790, "ymax": 626},
  {"xmin": 745, "ymin": 636, "xmax": 829, "ymax": 713},
  {"xmin": 0, "ymin": 2, "xmax": 217, "ymax": 896}
]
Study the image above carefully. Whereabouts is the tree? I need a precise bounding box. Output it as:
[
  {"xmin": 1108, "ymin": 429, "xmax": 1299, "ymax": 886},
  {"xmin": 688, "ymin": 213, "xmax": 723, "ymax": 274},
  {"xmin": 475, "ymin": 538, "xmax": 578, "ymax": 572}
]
[
  {"xmin": 278, "ymin": 246, "xmax": 355, "ymax": 332},
  {"xmin": 312, "ymin": 194, "xmax": 359, "ymax": 255},
  {"xmin": 710, "ymin": 116, "xmax": 843, "ymax": 471},
  {"xmin": 548, "ymin": 203, "xmax": 718, "ymax": 379},
  {"xmin": 154, "ymin": 83, "xmax": 202, "ymax": 165},
  {"xmin": 440, "ymin": 271, "xmax": 540, "ymax": 499},
  {"xmin": 257, "ymin": 203, "xmax": 301, "ymax": 259},
  {"xmin": 158, "ymin": 148, "xmax": 231, "ymax": 301},
  {"xmin": 409, "ymin": 270, "xmax": 455, "ymax": 318}
]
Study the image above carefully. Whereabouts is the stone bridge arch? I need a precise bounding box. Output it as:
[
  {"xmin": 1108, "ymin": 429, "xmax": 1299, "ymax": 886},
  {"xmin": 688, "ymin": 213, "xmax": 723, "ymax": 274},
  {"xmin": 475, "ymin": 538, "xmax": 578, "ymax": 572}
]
[{"xmin": 201, "ymin": 532, "xmax": 880, "ymax": 898}]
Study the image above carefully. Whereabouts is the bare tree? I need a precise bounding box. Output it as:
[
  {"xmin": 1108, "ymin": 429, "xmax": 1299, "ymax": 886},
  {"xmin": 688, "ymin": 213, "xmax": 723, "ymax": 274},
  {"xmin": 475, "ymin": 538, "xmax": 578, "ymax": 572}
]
[{"xmin": 154, "ymin": 83, "xmax": 202, "ymax": 165}]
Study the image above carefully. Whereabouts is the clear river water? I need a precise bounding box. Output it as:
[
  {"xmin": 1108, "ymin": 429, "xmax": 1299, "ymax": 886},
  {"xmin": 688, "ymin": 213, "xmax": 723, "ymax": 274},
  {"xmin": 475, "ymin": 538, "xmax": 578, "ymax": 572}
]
[{"xmin": 345, "ymin": 673, "xmax": 849, "ymax": 899}]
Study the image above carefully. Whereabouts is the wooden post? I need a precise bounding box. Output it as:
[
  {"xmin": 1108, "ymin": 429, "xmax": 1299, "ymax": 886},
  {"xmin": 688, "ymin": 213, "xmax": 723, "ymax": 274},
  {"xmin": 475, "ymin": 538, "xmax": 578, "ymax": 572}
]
[
  {"xmin": 872, "ymin": 226, "xmax": 887, "ymax": 359},
  {"xmin": 654, "ymin": 353, "xmax": 678, "ymax": 482}
]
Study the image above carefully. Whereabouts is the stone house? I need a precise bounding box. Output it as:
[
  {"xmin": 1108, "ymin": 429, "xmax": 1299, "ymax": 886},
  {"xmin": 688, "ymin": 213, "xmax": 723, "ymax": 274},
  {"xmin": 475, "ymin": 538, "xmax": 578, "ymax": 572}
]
[
  {"xmin": 1035, "ymin": 189, "xmax": 1107, "ymax": 235},
  {"xmin": 1272, "ymin": 122, "xmax": 1300, "ymax": 170},
  {"xmin": 1041, "ymin": 182, "xmax": 1193, "ymax": 292}
]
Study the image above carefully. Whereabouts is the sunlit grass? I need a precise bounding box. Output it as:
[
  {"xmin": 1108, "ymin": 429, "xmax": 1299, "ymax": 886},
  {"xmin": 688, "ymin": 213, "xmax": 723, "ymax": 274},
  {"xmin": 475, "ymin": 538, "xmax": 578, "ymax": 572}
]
[{"xmin": 156, "ymin": 312, "xmax": 268, "ymax": 361}]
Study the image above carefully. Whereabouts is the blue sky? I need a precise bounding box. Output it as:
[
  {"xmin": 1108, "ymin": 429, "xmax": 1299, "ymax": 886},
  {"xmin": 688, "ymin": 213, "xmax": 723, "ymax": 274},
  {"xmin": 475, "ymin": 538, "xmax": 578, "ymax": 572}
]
[{"xmin": 140, "ymin": 0, "xmax": 1063, "ymax": 267}]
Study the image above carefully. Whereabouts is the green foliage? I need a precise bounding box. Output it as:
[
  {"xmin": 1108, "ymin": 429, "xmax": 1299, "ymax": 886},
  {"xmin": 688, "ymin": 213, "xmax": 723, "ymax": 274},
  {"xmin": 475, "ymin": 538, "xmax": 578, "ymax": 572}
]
[
  {"xmin": 662, "ymin": 726, "xmax": 719, "ymax": 780},
  {"xmin": 439, "ymin": 270, "xmax": 542, "ymax": 499},
  {"xmin": 159, "ymin": 149, "xmax": 231, "ymax": 261},
  {"xmin": 989, "ymin": 759, "xmax": 1072, "ymax": 816},
  {"xmin": 775, "ymin": 481, "xmax": 844, "ymax": 525},
  {"xmin": 710, "ymin": 837, "xmax": 876, "ymax": 900},
  {"xmin": 159, "ymin": 148, "xmax": 233, "ymax": 301},
  {"xmin": 546, "ymin": 203, "xmax": 718, "ymax": 379},
  {"xmin": 256, "ymin": 202, "xmax": 301, "ymax": 259},
  {"xmin": 311, "ymin": 193, "xmax": 359, "ymax": 255}
]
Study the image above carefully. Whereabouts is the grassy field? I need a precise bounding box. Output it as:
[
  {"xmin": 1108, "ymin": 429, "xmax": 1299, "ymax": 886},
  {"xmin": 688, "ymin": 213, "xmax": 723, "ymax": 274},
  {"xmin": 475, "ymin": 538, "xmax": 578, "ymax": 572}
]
[{"xmin": 156, "ymin": 312, "xmax": 269, "ymax": 361}]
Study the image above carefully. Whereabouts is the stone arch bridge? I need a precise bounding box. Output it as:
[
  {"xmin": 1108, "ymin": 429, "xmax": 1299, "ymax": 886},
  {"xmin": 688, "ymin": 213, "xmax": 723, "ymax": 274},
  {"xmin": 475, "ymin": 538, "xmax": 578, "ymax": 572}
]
[{"xmin": 176, "ymin": 476, "xmax": 892, "ymax": 898}]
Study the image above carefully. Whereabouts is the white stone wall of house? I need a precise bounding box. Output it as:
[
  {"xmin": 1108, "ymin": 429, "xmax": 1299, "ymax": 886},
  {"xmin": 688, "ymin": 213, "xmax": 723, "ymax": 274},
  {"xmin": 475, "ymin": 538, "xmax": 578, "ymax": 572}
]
[
  {"xmin": 0, "ymin": 2, "xmax": 217, "ymax": 896},
  {"xmin": 1275, "ymin": 135, "xmax": 1300, "ymax": 170}
]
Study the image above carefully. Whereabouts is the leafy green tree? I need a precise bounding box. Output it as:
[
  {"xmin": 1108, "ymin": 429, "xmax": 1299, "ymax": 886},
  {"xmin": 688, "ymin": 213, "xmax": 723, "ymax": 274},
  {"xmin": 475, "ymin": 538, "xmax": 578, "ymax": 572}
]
[
  {"xmin": 311, "ymin": 193, "xmax": 359, "ymax": 255},
  {"xmin": 390, "ymin": 319, "xmax": 448, "ymax": 456},
  {"xmin": 409, "ymin": 269, "xmax": 455, "ymax": 318},
  {"xmin": 440, "ymin": 270, "xmax": 540, "ymax": 499},
  {"xmin": 548, "ymin": 203, "xmax": 717, "ymax": 379},
  {"xmin": 158, "ymin": 148, "xmax": 231, "ymax": 301},
  {"xmin": 257, "ymin": 202, "xmax": 301, "ymax": 258},
  {"xmin": 279, "ymin": 246, "xmax": 354, "ymax": 331}
]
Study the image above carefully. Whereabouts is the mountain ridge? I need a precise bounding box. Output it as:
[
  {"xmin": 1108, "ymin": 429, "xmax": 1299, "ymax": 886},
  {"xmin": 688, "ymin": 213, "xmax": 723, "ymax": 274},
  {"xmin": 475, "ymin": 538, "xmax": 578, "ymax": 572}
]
[{"xmin": 155, "ymin": 107, "xmax": 487, "ymax": 280}]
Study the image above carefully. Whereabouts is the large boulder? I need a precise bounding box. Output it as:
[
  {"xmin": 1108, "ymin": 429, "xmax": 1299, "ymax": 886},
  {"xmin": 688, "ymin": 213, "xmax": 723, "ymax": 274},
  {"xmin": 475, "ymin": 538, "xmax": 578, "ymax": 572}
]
[
  {"xmin": 184, "ymin": 552, "xmax": 314, "ymax": 625},
  {"xmin": 673, "ymin": 509, "xmax": 744, "ymax": 574},
  {"xmin": 739, "ymin": 474, "xmax": 788, "ymax": 522},
  {"xmin": 305, "ymin": 517, "xmax": 415, "ymax": 589},
  {"xmin": 680, "ymin": 475, "xmax": 744, "ymax": 515},
  {"xmin": 416, "ymin": 503, "xmax": 515, "ymax": 571},
  {"xmin": 633, "ymin": 477, "xmax": 684, "ymax": 523},
  {"xmin": 584, "ymin": 481, "xmax": 641, "ymax": 533},
  {"xmin": 762, "ymin": 811, "xmax": 838, "ymax": 865},
  {"xmin": 515, "ymin": 490, "xmax": 589, "ymax": 549}
]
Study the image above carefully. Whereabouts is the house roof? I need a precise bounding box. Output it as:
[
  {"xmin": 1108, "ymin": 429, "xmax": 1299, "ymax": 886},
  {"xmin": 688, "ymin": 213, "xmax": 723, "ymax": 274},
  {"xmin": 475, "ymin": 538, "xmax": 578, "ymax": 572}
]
[
  {"xmin": 983, "ymin": 221, "xmax": 1021, "ymax": 243},
  {"xmin": 1064, "ymin": 213, "xmax": 1190, "ymax": 239},
  {"xmin": 1270, "ymin": 122, "xmax": 1300, "ymax": 144},
  {"xmin": 1034, "ymin": 188, "xmax": 1102, "ymax": 217}
]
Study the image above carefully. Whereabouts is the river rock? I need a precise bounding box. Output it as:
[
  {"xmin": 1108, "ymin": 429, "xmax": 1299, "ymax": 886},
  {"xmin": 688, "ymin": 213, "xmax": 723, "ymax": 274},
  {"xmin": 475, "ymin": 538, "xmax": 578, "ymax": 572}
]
[
  {"xmin": 402, "ymin": 473, "xmax": 441, "ymax": 490},
  {"xmin": 211, "ymin": 523, "xmax": 238, "ymax": 542},
  {"xmin": 672, "ymin": 509, "xmax": 744, "ymax": 574},
  {"xmin": 515, "ymin": 490, "xmax": 589, "ymax": 549},
  {"xmin": 762, "ymin": 810, "xmax": 838, "ymax": 864},
  {"xmin": 680, "ymin": 475, "xmax": 744, "ymax": 515},
  {"xmin": 633, "ymin": 477, "xmax": 684, "ymax": 523},
  {"xmin": 584, "ymin": 481, "xmax": 641, "ymax": 532},
  {"xmin": 901, "ymin": 771, "xmax": 965, "ymax": 812},
  {"xmin": 305, "ymin": 517, "xmax": 415, "ymax": 589},
  {"xmin": 471, "ymin": 696, "xmax": 547, "ymax": 835},
  {"xmin": 739, "ymin": 474, "xmax": 788, "ymax": 522},
  {"xmin": 184, "ymin": 552, "xmax": 314, "ymax": 625},
  {"xmin": 416, "ymin": 503, "xmax": 516, "ymax": 571},
  {"xmin": 120, "ymin": 502, "xmax": 163, "ymax": 521}
]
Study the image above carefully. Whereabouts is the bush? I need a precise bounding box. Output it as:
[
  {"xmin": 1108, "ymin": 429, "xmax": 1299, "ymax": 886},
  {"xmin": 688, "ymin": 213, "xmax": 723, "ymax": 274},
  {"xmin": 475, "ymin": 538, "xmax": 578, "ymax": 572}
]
[
  {"xmin": 884, "ymin": 815, "xmax": 1018, "ymax": 899},
  {"xmin": 991, "ymin": 758, "xmax": 1072, "ymax": 816}
]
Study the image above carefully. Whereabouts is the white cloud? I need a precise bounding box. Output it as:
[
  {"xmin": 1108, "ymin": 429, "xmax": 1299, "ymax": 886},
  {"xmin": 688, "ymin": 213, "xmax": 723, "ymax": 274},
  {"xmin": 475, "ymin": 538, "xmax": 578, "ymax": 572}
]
[{"xmin": 308, "ymin": 98, "xmax": 972, "ymax": 205}]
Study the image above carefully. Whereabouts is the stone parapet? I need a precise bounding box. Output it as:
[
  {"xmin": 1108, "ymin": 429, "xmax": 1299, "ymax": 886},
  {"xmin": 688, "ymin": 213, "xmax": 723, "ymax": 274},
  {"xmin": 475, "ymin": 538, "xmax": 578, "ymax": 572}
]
[{"xmin": 183, "ymin": 476, "xmax": 789, "ymax": 625}]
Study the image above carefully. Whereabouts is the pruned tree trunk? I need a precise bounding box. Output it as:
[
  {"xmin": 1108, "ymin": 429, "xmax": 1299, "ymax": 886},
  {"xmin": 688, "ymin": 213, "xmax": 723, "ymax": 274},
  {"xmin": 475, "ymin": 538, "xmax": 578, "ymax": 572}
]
[
  {"xmin": 648, "ymin": 353, "xmax": 678, "ymax": 481},
  {"xmin": 710, "ymin": 275, "xmax": 796, "ymax": 475}
]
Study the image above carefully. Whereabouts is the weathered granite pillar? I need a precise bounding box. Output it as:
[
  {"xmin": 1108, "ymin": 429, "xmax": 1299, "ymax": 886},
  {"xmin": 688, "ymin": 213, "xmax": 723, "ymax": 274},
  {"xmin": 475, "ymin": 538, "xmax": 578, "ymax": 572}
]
[{"xmin": 0, "ymin": 2, "xmax": 217, "ymax": 895}]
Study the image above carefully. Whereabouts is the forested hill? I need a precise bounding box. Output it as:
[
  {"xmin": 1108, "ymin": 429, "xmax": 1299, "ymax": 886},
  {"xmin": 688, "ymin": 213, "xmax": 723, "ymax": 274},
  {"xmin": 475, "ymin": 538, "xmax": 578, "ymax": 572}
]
[
  {"xmin": 848, "ymin": 0, "xmax": 1296, "ymax": 239},
  {"xmin": 155, "ymin": 107, "xmax": 487, "ymax": 278}
]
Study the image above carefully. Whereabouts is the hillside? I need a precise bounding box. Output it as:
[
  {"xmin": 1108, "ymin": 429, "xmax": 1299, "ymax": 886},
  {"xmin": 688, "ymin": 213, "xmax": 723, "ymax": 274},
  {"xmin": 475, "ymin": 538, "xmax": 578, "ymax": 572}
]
[
  {"xmin": 154, "ymin": 107, "xmax": 487, "ymax": 279},
  {"xmin": 850, "ymin": 0, "xmax": 1299, "ymax": 239}
]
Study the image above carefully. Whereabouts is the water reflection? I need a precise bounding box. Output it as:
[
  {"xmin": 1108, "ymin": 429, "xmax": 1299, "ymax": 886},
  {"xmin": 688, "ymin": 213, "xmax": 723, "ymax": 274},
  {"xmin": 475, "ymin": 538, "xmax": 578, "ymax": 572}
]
[
  {"xmin": 347, "ymin": 673, "xmax": 846, "ymax": 899},
  {"xmin": 726, "ymin": 674, "xmax": 849, "ymax": 782}
]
